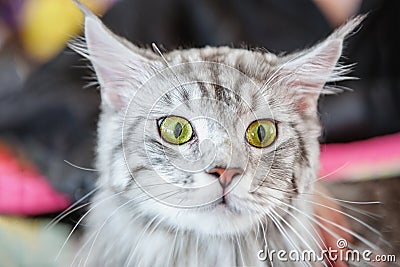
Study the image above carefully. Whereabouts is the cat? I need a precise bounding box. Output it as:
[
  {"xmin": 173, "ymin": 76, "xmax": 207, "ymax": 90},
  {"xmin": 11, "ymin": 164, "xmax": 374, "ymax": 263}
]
[{"xmin": 69, "ymin": 1, "xmax": 375, "ymax": 266}]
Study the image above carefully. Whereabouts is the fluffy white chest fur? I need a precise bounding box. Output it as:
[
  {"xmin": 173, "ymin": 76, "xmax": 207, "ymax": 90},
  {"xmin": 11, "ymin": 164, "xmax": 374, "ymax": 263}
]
[{"xmin": 79, "ymin": 191, "xmax": 317, "ymax": 267}]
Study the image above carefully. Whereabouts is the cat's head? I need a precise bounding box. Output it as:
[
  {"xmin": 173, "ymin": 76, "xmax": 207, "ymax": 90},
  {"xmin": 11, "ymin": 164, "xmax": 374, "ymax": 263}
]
[{"xmin": 73, "ymin": 1, "xmax": 362, "ymax": 236}]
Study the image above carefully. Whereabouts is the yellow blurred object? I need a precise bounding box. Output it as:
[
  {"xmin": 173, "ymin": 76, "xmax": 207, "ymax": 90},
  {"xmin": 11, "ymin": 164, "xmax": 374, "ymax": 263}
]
[
  {"xmin": 20, "ymin": 0, "xmax": 110, "ymax": 62},
  {"xmin": 0, "ymin": 216, "xmax": 72, "ymax": 266}
]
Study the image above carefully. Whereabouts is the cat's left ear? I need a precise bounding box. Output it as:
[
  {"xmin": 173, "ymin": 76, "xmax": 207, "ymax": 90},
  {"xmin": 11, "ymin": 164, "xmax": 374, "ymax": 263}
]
[
  {"xmin": 279, "ymin": 16, "xmax": 365, "ymax": 113},
  {"xmin": 72, "ymin": 0, "xmax": 157, "ymax": 110}
]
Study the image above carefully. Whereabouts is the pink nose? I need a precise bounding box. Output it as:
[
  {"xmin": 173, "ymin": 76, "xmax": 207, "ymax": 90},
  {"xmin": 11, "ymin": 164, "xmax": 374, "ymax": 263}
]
[{"xmin": 208, "ymin": 167, "xmax": 244, "ymax": 188}]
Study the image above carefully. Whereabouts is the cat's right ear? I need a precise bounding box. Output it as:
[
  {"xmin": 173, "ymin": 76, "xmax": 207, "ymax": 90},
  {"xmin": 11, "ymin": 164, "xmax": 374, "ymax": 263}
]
[
  {"xmin": 72, "ymin": 0, "xmax": 156, "ymax": 110},
  {"xmin": 275, "ymin": 15, "xmax": 365, "ymax": 114}
]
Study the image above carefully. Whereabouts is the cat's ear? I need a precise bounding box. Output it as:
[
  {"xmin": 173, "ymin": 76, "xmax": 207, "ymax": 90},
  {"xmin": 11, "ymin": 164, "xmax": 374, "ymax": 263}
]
[
  {"xmin": 72, "ymin": 0, "xmax": 156, "ymax": 110},
  {"xmin": 279, "ymin": 16, "xmax": 365, "ymax": 113}
]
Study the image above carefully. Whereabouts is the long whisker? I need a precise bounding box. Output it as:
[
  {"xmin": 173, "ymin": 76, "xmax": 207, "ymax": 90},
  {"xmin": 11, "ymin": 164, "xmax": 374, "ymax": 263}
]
[
  {"xmin": 234, "ymin": 232, "xmax": 245, "ymax": 265},
  {"xmin": 270, "ymin": 208, "xmax": 314, "ymax": 250},
  {"xmin": 263, "ymin": 185, "xmax": 389, "ymax": 257},
  {"xmin": 50, "ymin": 202, "xmax": 92, "ymax": 229},
  {"xmin": 270, "ymin": 208, "xmax": 320, "ymax": 267},
  {"xmin": 256, "ymin": 216, "xmax": 275, "ymax": 267},
  {"xmin": 64, "ymin": 160, "xmax": 98, "ymax": 172},
  {"xmin": 268, "ymin": 196, "xmax": 380, "ymax": 251},
  {"xmin": 274, "ymin": 203, "xmax": 327, "ymax": 250},
  {"xmin": 55, "ymin": 190, "xmax": 126, "ymax": 261},
  {"xmin": 259, "ymin": 207, "xmax": 310, "ymax": 267},
  {"xmin": 46, "ymin": 187, "xmax": 99, "ymax": 230},
  {"xmin": 258, "ymin": 179, "xmax": 382, "ymax": 206},
  {"xmin": 124, "ymin": 190, "xmax": 185, "ymax": 266},
  {"xmin": 71, "ymin": 227, "xmax": 100, "ymax": 267},
  {"xmin": 81, "ymin": 189, "xmax": 183, "ymax": 267},
  {"xmin": 301, "ymin": 198, "xmax": 383, "ymax": 238},
  {"xmin": 272, "ymin": 204, "xmax": 333, "ymax": 267},
  {"xmin": 125, "ymin": 214, "xmax": 160, "ymax": 266},
  {"xmin": 265, "ymin": 209, "xmax": 299, "ymax": 253},
  {"xmin": 82, "ymin": 196, "xmax": 139, "ymax": 267},
  {"xmin": 332, "ymin": 201, "xmax": 379, "ymax": 219},
  {"xmin": 312, "ymin": 188, "xmax": 381, "ymax": 205},
  {"xmin": 300, "ymin": 161, "xmax": 349, "ymax": 185}
]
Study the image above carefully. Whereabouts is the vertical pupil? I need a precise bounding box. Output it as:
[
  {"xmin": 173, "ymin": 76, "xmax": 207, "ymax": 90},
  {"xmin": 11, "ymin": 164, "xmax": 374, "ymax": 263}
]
[
  {"xmin": 257, "ymin": 125, "xmax": 266, "ymax": 142},
  {"xmin": 174, "ymin": 122, "xmax": 183, "ymax": 138}
]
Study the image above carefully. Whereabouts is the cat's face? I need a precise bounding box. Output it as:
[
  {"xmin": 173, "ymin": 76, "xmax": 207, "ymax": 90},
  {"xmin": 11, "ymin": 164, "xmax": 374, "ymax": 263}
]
[
  {"xmin": 73, "ymin": 4, "xmax": 361, "ymax": 236},
  {"xmin": 117, "ymin": 53, "xmax": 320, "ymax": 235}
]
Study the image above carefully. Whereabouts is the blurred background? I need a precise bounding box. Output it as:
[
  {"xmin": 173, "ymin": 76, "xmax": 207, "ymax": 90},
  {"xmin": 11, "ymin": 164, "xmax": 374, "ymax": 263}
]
[{"xmin": 0, "ymin": 0, "xmax": 399, "ymax": 266}]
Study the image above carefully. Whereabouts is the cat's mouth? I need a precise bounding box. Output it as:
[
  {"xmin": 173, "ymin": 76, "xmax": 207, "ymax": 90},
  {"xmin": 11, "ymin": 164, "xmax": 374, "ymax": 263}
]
[
  {"xmin": 208, "ymin": 194, "xmax": 227, "ymax": 207},
  {"xmin": 211, "ymin": 193, "xmax": 242, "ymax": 213},
  {"xmin": 213, "ymin": 190, "xmax": 230, "ymax": 206},
  {"xmin": 216, "ymin": 196, "xmax": 227, "ymax": 205}
]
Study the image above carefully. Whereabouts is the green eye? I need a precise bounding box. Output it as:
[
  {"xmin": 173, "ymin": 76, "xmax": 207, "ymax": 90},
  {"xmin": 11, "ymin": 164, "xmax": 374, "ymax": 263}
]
[
  {"xmin": 246, "ymin": 119, "xmax": 277, "ymax": 148},
  {"xmin": 158, "ymin": 116, "xmax": 193, "ymax": 145}
]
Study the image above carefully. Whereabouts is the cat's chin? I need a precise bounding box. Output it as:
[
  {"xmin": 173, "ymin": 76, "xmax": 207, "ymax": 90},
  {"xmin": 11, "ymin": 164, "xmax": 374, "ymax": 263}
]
[
  {"xmin": 193, "ymin": 208, "xmax": 257, "ymax": 236},
  {"xmin": 146, "ymin": 200, "xmax": 258, "ymax": 237}
]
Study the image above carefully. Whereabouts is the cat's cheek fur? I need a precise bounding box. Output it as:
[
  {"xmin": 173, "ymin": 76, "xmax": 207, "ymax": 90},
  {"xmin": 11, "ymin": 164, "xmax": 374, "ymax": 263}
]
[{"xmin": 95, "ymin": 113, "xmax": 131, "ymax": 189}]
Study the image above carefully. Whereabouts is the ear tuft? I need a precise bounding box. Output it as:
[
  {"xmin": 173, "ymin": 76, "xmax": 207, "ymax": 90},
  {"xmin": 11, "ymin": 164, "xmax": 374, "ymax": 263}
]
[
  {"xmin": 275, "ymin": 15, "xmax": 365, "ymax": 113},
  {"xmin": 328, "ymin": 14, "xmax": 366, "ymax": 41},
  {"xmin": 70, "ymin": 0, "xmax": 156, "ymax": 111},
  {"xmin": 72, "ymin": 0, "xmax": 97, "ymax": 19}
]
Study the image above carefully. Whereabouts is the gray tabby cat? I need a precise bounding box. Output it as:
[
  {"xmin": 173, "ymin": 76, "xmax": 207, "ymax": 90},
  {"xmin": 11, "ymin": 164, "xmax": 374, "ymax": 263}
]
[{"xmin": 71, "ymin": 1, "xmax": 373, "ymax": 266}]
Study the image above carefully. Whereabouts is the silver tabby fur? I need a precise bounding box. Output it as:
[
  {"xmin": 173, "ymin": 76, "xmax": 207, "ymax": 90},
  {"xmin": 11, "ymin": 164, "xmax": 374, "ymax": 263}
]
[{"xmin": 70, "ymin": 1, "xmax": 371, "ymax": 266}]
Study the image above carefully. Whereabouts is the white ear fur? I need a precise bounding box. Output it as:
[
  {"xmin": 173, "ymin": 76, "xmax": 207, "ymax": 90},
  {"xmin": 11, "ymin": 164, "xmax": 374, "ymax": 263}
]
[
  {"xmin": 279, "ymin": 15, "xmax": 365, "ymax": 111},
  {"xmin": 72, "ymin": 0, "xmax": 153, "ymax": 110},
  {"xmin": 283, "ymin": 39, "xmax": 344, "ymax": 92}
]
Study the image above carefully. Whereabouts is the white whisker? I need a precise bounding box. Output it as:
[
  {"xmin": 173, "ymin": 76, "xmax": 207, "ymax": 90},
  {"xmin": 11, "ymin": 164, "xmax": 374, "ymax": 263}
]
[
  {"xmin": 56, "ymin": 191, "xmax": 126, "ymax": 262},
  {"xmin": 302, "ymin": 198, "xmax": 383, "ymax": 238},
  {"xmin": 269, "ymin": 196, "xmax": 380, "ymax": 251},
  {"xmin": 64, "ymin": 160, "xmax": 98, "ymax": 172},
  {"xmin": 46, "ymin": 187, "xmax": 99, "ymax": 230},
  {"xmin": 125, "ymin": 214, "xmax": 160, "ymax": 266}
]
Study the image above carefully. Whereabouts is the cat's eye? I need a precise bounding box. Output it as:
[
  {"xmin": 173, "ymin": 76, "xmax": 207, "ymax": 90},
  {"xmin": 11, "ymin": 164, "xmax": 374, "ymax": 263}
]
[
  {"xmin": 158, "ymin": 116, "xmax": 193, "ymax": 145},
  {"xmin": 245, "ymin": 119, "xmax": 277, "ymax": 148}
]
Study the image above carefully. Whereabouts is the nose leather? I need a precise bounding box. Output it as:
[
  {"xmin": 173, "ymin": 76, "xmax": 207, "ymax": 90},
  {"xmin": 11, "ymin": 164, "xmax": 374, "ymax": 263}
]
[{"xmin": 207, "ymin": 167, "xmax": 243, "ymax": 188}]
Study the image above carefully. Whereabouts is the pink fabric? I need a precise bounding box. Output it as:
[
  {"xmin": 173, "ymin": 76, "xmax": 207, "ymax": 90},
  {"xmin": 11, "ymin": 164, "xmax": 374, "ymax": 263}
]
[
  {"xmin": 319, "ymin": 132, "xmax": 400, "ymax": 181},
  {"xmin": 0, "ymin": 146, "xmax": 70, "ymax": 215}
]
